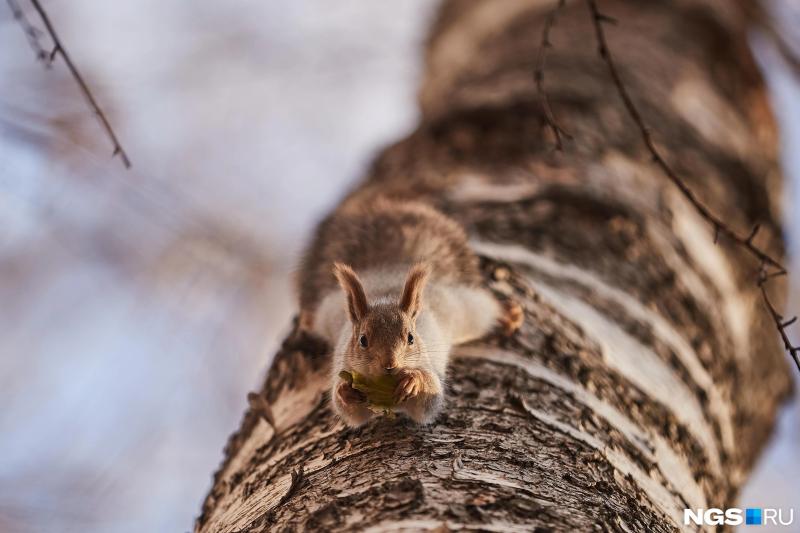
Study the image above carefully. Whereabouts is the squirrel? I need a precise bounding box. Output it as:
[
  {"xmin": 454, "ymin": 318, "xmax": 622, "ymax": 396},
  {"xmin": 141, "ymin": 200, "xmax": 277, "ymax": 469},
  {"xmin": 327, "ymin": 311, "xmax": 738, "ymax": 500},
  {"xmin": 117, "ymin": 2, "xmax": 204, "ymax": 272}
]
[{"xmin": 296, "ymin": 196, "xmax": 523, "ymax": 426}]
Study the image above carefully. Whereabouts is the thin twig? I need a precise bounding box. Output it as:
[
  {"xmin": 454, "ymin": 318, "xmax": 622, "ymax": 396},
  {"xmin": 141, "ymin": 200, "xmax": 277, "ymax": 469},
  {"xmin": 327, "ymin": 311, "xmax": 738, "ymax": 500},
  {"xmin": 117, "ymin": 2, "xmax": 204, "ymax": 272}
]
[
  {"xmin": 759, "ymin": 269, "xmax": 800, "ymax": 372},
  {"xmin": 584, "ymin": 0, "xmax": 797, "ymax": 372},
  {"xmin": 585, "ymin": 0, "xmax": 783, "ymax": 273},
  {"xmin": 9, "ymin": 0, "xmax": 131, "ymax": 168},
  {"xmin": 534, "ymin": 0, "xmax": 572, "ymax": 150},
  {"xmin": 6, "ymin": 0, "xmax": 49, "ymax": 64}
]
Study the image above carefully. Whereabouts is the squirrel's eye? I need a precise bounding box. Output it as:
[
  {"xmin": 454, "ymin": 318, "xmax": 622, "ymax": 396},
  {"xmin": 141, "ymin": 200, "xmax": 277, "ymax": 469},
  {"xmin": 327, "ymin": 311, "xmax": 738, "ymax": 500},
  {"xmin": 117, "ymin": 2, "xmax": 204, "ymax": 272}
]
[
  {"xmin": 359, "ymin": 334, "xmax": 368, "ymax": 348},
  {"xmin": 407, "ymin": 333, "xmax": 414, "ymax": 345}
]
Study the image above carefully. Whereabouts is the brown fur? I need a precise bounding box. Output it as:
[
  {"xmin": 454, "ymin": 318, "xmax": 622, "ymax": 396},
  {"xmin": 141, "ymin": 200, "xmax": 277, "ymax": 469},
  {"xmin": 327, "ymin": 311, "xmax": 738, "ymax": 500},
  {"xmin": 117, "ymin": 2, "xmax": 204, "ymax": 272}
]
[
  {"xmin": 399, "ymin": 263, "xmax": 429, "ymax": 318},
  {"xmin": 333, "ymin": 264, "xmax": 432, "ymax": 374},
  {"xmin": 341, "ymin": 301, "xmax": 416, "ymax": 374},
  {"xmin": 333, "ymin": 263, "xmax": 369, "ymax": 322},
  {"xmin": 297, "ymin": 197, "xmax": 483, "ymax": 315},
  {"xmin": 300, "ymin": 196, "xmax": 511, "ymax": 426}
]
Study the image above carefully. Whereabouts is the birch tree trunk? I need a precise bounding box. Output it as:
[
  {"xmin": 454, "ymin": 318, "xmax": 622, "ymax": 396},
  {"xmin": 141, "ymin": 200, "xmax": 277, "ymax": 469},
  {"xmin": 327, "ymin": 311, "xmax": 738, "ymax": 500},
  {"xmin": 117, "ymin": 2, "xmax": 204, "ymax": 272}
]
[{"xmin": 195, "ymin": 1, "xmax": 792, "ymax": 531}]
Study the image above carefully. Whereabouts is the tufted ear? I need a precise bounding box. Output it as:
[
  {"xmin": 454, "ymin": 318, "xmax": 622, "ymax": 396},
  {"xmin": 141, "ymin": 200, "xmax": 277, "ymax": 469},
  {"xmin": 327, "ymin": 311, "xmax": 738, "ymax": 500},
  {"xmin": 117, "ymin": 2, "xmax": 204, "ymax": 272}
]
[
  {"xmin": 399, "ymin": 263, "xmax": 430, "ymax": 319},
  {"xmin": 333, "ymin": 263, "xmax": 369, "ymax": 323}
]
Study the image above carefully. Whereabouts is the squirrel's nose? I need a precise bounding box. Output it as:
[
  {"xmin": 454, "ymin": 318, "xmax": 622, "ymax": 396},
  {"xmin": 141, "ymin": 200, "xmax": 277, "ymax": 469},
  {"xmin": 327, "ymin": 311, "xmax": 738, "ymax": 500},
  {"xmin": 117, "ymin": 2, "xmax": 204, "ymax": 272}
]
[{"xmin": 384, "ymin": 356, "xmax": 400, "ymax": 371}]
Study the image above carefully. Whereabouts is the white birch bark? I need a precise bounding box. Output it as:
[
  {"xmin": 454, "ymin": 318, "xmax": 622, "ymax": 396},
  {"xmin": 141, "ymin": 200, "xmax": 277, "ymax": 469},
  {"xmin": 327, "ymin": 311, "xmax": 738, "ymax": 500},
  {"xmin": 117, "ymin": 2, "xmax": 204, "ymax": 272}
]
[{"xmin": 196, "ymin": 1, "xmax": 792, "ymax": 531}]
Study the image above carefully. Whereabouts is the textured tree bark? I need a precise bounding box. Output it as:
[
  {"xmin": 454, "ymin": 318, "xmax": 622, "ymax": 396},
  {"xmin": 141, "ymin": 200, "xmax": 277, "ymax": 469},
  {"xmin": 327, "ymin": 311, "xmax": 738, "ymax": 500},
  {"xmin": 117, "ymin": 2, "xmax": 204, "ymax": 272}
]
[{"xmin": 196, "ymin": 1, "xmax": 792, "ymax": 531}]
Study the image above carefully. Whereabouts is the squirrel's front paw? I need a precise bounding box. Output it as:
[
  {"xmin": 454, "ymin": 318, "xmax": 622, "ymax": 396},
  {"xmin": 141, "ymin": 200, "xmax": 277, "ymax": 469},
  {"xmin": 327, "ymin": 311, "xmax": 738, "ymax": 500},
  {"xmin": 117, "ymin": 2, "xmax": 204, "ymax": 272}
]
[
  {"xmin": 336, "ymin": 380, "xmax": 367, "ymax": 407},
  {"xmin": 394, "ymin": 368, "xmax": 425, "ymax": 404},
  {"xmin": 394, "ymin": 369, "xmax": 443, "ymax": 424}
]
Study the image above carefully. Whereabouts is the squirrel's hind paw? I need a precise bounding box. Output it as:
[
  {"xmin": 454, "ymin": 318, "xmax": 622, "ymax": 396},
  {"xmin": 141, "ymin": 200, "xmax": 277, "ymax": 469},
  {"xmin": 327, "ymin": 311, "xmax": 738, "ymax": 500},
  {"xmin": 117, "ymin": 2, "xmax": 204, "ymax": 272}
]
[{"xmin": 498, "ymin": 299, "xmax": 524, "ymax": 336}]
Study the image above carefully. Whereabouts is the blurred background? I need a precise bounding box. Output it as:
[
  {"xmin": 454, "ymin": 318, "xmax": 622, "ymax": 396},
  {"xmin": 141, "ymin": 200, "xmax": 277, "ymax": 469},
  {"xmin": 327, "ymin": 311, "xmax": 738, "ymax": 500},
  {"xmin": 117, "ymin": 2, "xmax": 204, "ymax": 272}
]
[{"xmin": 0, "ymin": 1, "xmax": 797, "ymax": 532}]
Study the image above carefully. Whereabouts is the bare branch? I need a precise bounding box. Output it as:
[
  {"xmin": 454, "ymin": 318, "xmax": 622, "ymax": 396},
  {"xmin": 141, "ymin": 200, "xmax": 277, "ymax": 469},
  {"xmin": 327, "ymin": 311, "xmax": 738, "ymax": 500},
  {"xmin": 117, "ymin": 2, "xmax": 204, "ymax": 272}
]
[
  {"xmin": 534, "ymin": 0, "xmax": 572, "ymax": 151},
  {"xmin": 8, "ymin": 0, "xmax": 132, "ymax": 168},
  {"xmin": 759, "ymin": 279, "xmax": 800, "ymax": 372},
  {"xmin": 6, "ymin": 0, "xmax": 49, "ymax": 64},
  {"xmin": 584, "ymin": 0, "xmax": 797, "ymax": 372},
  {"xmin": 747, "ymin": 223, "xmax": 760, "ymax": 241}
]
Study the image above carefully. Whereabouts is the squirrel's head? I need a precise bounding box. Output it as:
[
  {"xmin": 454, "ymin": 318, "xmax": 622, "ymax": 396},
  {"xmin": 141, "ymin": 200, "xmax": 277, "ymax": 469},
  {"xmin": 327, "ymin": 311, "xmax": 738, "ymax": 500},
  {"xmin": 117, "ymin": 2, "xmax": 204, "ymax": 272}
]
[{"xmin": 333, "ymin": 262, "xmax": 430, "ymax": 376}]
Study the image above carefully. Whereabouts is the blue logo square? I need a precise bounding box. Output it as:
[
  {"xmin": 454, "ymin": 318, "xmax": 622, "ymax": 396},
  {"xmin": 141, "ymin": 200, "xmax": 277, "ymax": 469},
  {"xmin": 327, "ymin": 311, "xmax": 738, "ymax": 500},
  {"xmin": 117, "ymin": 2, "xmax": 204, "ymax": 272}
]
[{"xmin": 746, "ymin": 508, "xmax": 762, "ymax": 525}]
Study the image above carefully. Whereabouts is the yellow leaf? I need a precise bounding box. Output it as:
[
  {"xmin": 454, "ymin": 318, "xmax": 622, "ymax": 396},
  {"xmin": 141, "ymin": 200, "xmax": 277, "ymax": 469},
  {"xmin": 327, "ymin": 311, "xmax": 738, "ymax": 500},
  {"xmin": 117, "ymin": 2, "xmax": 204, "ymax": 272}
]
[{"xmin": 339, "ymin": 370, "xmax": 399, "ymax": 415}]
